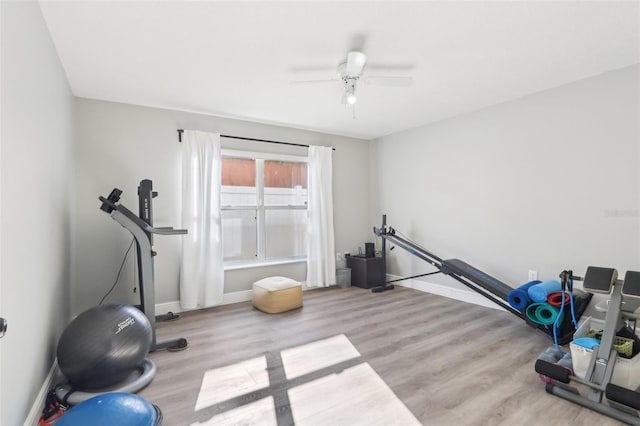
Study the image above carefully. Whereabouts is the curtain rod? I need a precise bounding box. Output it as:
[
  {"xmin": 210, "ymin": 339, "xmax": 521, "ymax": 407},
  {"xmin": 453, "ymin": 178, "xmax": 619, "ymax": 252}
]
[{"xmin": 177, "ymin": 129, "xmax": 335, "ymax": 150}]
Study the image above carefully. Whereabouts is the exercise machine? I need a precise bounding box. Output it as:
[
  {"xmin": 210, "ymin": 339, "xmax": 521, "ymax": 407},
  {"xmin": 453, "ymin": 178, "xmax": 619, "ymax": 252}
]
[
  {"xmin": 535, "ymin": 267, "xmax": 640, "ymax": 424},
  {"xmin": 99, "ymin": 180, "xmax": 188, "ymax": 351},
  {"xmin": 372, "ymin": 214, "xmax": 591, "ymax": 344}
]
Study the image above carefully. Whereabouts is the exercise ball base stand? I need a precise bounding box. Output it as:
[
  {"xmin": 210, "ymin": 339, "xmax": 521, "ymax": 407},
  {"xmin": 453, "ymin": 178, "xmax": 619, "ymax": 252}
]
[{"xmin": 54, "ymin": 358, "xmax": 157, "ymax": 406}]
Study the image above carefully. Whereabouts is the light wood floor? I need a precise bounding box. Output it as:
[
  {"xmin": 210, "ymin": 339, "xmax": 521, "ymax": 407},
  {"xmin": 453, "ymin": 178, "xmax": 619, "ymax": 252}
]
[{"xmin": 139, "ymin": 286, "xmax": 623, "ymax": 426}]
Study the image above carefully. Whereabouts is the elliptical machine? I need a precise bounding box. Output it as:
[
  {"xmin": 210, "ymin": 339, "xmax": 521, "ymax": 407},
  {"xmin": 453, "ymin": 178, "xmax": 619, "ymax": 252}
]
[{"xmin": 99, "ymin": 179, "xmax": 188, "ymax": 352}]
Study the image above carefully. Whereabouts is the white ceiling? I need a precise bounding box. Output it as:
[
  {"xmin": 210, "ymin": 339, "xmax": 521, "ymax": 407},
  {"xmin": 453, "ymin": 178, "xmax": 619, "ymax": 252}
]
[{"xmin": 39, "ymin": 1, "xmax": 640, "ymax": 140}]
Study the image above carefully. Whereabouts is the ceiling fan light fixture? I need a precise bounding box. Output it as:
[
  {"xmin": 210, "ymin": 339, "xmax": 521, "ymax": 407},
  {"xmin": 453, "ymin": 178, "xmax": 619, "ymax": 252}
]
[{"xmin": 345, "ymin": 84, "xmax": 357, "ymax": 105}]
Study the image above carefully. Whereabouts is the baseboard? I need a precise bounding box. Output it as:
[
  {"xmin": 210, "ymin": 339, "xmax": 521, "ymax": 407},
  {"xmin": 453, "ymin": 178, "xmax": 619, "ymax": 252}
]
[
  {"xmin": 24, "ymin": 361, "xmax": 58, "ymax": 426},
  {"xmin": 157, "ymin": 279, "xmax": 506, "ymax": 315},
  {"xmin": 156, "ymin": 284, "xmax": 313, "ymax": 315},
  {"xmin": 155, "ymin": 290, "xmax": 253, "ymax": 315},
  {"xmin": 390, "ymin": 274, "xmax": 505, "ymax": 311}
]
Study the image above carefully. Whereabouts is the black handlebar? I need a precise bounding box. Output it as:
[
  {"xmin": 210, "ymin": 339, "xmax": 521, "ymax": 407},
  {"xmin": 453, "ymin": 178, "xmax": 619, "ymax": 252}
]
[
  {"xmin": 99, "ymin": 188, "xmax": 123, "ymax": 213},
  {"xmin": 99, "ymin": 188, "xmax": 187, "ymax": 235}
]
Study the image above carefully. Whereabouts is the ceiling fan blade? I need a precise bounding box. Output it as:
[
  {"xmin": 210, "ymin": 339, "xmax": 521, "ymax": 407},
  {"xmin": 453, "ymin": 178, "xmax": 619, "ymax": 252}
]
[
  {"xmin": 289, "ymin": 78, "xmax": 339, "ymax": 85},
  {"xmin": 289, "ymin": 65, "xmax": 335, "ymax": 73},
  {"xmin": 363, "ymin": 76, "xmax": 413, "ymax": 86},
  {"xmin": 346, "ymin": 51, "xmax": 367, "ymax": 77},
  {"xmin": 365, "ymin": 63, "xmax": 415, "ymax": 72}
]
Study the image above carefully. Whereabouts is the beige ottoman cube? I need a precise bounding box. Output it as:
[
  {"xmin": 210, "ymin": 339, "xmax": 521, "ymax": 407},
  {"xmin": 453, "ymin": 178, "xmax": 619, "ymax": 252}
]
[{"xmin": 252, "ymin": 276, "xmax": 302, "ymax": 314}]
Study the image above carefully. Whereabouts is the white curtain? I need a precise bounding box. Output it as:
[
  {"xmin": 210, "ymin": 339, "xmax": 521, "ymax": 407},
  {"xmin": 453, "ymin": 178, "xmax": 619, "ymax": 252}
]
[
  {"xmin": 180, "ymin": 130, "xmax": 224, "ymax": 309},
  {"xmin": 306, "ymin": 145, "xmax": 336, "ymax": 287}
]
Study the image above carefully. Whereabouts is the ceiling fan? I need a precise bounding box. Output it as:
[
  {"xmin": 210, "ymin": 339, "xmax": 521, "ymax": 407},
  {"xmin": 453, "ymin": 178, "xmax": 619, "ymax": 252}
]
[{"xmin": 290, "ymin": 51, "xmax": 413, "ymax": 107}]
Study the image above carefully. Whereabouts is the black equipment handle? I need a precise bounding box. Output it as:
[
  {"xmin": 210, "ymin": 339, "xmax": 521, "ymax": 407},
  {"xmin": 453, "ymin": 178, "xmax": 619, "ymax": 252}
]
[
  {"xmin": 535, "ymin": 359, "xmax": 570, "ymax": 384},
  {"xmin": 100, "ymin": 189, "xmax": 187, "ymax": 235},
  {"xmin": 99, "ymin": 188, "xmax": 122, "ymax": 213},
  {"xmin": 606, "ymin": 383, "xmax": 640, "ymax": 411}
]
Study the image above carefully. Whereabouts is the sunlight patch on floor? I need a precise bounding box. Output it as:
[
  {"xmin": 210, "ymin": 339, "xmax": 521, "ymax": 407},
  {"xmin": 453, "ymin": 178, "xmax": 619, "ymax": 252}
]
[
  {"xmin": 194, "ymin": 355, "xmax": 269, "ymax": 411},
  {"xmin": 288, "ymin": 362, "xmax": 420, "ymax": 426},
  {"xmin": 280, "ymin": 334, "xmax": 360, "ymax": 380},
  {"xmin": 191, "ymin": 334, "xmax": 419, "ymax": 425},
  {"xmin": 191, "ymin": 396, "xmax": 277, "ymax": 426}
]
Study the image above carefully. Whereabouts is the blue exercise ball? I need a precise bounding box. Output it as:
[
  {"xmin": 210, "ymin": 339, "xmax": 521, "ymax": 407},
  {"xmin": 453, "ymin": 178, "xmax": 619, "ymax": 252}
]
[
  {"xmin": 57, "ymin": 304, "xmax": 152, "ymax": 389},
  {"xmin": 55, "ymin": 393, "xmax": 161, "ymax": 426}
]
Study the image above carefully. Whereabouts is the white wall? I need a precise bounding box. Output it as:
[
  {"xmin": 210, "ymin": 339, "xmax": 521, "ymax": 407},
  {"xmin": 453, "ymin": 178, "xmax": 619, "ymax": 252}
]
[
  {"xmin": 74, "ymin": 99, "xmax": 372, "ymax": 313},
  {"xmin": 372, "ymin": 65, "xmax": 639, "ymax": 314},
  {"xmin": 0, "ymin": 2, "xmax": 75, "ymax": 425}
]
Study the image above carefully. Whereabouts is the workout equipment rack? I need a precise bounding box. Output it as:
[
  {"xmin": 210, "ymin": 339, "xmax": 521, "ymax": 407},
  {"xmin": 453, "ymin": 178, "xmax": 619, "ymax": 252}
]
[
  {"xmin": 99, "ymin": 181, "xmax": 188, "ymax": 352},
  {"xmin": 373, "ymin": 214, "xmax": 591, "ymax": 344},
  {"xmin": 535, "ymin": 267, "xmax": 640, "ymax": 424}
]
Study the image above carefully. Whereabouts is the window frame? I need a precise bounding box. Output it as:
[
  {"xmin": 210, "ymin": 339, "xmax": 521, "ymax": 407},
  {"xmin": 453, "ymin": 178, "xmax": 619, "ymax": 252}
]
[{"xmin": 221, "ymin": 149, "xmax": 308, "ymax": 269}]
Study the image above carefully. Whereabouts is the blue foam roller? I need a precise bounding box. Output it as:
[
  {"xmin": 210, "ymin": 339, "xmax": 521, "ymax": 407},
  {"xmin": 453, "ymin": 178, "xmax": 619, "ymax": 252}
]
[
  {"xmin": 507, "ymin": 280, "xmax": 541, "ymax": 311},
  {"xmin": 56, "ymin": 393, "xmax": 160, "ymax": 426},
  {"xmin": 528, "ymin": 280, "xmax": 562, "ymax": 303}
]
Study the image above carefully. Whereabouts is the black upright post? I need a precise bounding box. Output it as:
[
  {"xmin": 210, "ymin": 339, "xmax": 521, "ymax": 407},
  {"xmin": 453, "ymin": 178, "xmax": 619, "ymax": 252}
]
[
  {"xmin": 381, "ymin": 214, "xmax": 386, "ymax": 273},
  {"xmin": 138, "ymin": 179, "xmax": 157, "ymax": 246},
  {"xmin": 137, "ymin": 179, "xmax": 180, "ymax": 323},
  {"xmin": 372, "ymin": 214, "xmax": 394, "ymax": 293}
]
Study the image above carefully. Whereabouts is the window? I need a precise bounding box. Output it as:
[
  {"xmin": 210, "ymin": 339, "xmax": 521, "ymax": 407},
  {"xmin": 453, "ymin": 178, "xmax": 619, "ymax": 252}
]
[{"xmin": 221, "ymin": 150, "xmax": 308, "ymax": 266}]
